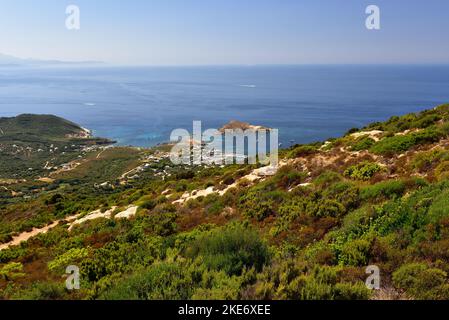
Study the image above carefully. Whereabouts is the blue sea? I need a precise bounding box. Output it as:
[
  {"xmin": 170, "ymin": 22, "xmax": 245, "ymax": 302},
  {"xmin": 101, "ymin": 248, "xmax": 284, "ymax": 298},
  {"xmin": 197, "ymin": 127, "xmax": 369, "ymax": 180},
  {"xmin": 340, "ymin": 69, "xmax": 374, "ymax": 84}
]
[{"xmin": 1, "ymin": 65, "xmax": 449, "ymax": 147}]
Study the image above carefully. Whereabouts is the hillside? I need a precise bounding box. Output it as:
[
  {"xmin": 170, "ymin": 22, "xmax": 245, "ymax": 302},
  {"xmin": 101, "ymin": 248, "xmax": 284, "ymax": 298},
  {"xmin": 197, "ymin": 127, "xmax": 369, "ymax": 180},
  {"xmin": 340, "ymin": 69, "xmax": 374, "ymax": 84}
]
[
  {"xmin": 0, "ymin": 114, "xmax": 91, "ymax": 140},
  {"xmin": 0, "ymin": 114, "xmax": 114, "ymax": 197},
  {"xmin": 1, "ymin": 104, "xmax": 449, "ymax": 300}
]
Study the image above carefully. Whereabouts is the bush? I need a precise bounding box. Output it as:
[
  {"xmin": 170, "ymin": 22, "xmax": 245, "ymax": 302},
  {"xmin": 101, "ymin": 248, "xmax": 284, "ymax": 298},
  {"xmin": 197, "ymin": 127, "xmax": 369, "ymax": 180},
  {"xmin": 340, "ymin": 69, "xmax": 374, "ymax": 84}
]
[
  {"xmin": 221, "ymin": 174, "xmax": 235, "ymax": 186},
  {"xmin": 415, "ymin": 114, "xmax": 441, "ymax": 129},
  {"xmin": 48, "ymin": 248, "xmax": 89, "ymax": 273},
  {"xmin": 360, "ymin": 180, "xmax": 407, "ymax": 202},
  {"xmin": 288, "ymin": 145, "xmax": 318, "ymax": 159},
  {"xmin": 314, "ymin": 171, "xmax": 342, "ymax": 188},
  {"xmin": 370, "ymin": 129, "xmax": 441, "ymax": 155},
  {"xmin": 339, "ymin": 239, "xmax": 372, "ymax": 267},
  {"xmin": 45, "ymin": 193, "xmax": 64, "ymax": 205},
  {"xmin": 313, "ymin": 200, "xmax": 346, "ymax": 218},
  {"xmin": 412, "ymin": 149, "xmax": 449, "ymax": 172},
  {"xmin": 175, "ymin": 170, "xmax": 195, "ymax": 180},
  {"xmin": 274, "ymin": 166, "xmax": 306, "ymax": 190},
  {"xmin": 0, "ymin": 246, "xmax": 28, "ymax": 264},
  {"xmin": 351, "ymin": 137, "xmax": 375, "ymax": 151},
  {"xmin": 435, "ymin": 161, "xmax": 449, "ymax": 181},
  {"xmin": 0, "ymin": 262, "xmax": 25, "ymax": 281},
  {"xmin": 273, "ymin": 198, "xmax": 307, "ymax": 235},
  {"xmin": 344, "ymin": 162, "xmax": 382, "ymax": 181},
  {"xmin": 100, "ymin": 262, "xmax": 195, "ymax": 300},
  {"xmin": 253, "ymin": 263, "xmax": 371, "ymax": 300},
  {"xmin": 427, "ymin": 189, "xmax": 449, "ymax": 223},
  {"xmin": 16, "ymin": 282, "xmax": 66, "ymax": 300},
  {"xmin": 203, "ymin": 194, "xmax": 225, "ymax": 215},
  {"xmin": 82, "ymin": 238, "xmax": 163, "ymax": 282},
  {"xmin": 238, "ymin": 189, "xmax": 280, "ymax": 221},
  {"xmin": 333, "ymin": 282, "xmax": 372, "ymax": 300},
  {"xmin": 393, "ymin": 263, "xmax": 449, "ymax": 299},
  {"xmin": 136, "ymin": 195, "xmax": 157, "ymax": 210},
  {"xmin": 439, "ymin": 121, "xmax": 449, "ymax": 136},
  {"xmin": 323, "ymin": 182, "xmax": 360, "ymax": 211},
  {"xmin": 142, "ymin": 205, "xmax": 178, "ymax": 236},
  {"xmin": 186, "ymin": 225, "xmax": 270, "ymax": 276}
]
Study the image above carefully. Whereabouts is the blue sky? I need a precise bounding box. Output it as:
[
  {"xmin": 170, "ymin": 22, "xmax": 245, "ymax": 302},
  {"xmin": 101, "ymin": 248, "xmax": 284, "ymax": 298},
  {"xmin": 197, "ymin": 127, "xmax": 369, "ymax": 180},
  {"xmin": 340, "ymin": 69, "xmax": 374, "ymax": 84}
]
[{"xmin": 1, "ymin": 0, "xmax": 448, "ymax": 65}]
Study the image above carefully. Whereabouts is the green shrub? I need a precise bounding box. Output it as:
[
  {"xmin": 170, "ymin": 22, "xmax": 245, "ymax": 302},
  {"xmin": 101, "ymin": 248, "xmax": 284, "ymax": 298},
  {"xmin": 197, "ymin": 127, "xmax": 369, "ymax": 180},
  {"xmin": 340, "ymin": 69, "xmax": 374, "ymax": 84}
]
[
  {"xmin": 15, "ymin": 282, "xmax": 66, "ymax": 300},
  {"xmin": 142, "ymin": 206, "xmax": 178, "ymax": 236},
  {"xmin": 238, "ymin": 189, "xmax": 280, "ymax": 221},
  {"xmin": 360, "ymin": 180, "xmax": 407, "ymax": 201},
  {"xmin": 370, "ymin": 129, "xmax": 441, "ymax": 155},
  {"xmin": 288, "ymin": 145, "xmax": 318, "ymax": 159},
  {"xmin": 415, "ymin": 114, "xmax": 442, "ymax": 129},
  {"xmin": 100, "ymin": 262, "xmax": 194, "ymax": 300},
  {"xmin": 333, "ymin": 282, "xmax": 372, "ymax": 300},
  {"xmin": 435, "ymin": 161, "xmax": 449, "ymax": 180},
  {"xmin": 350, "ymin": 137, "xmax": 375, "ymax": 151},
  {"xmin": 272, "ymin": 198, "xmax": 307, "ymax": 235},
  {"xmin": 393, "ymin": 263, "xmax": 449, "ymax": 299},
  {"xmin": 186, "ymin": 225, "xmax": 270, "ymax": 276},
  {"xmin": 48, "ymin": 248, "xmax": 89, "ymax": 273},
  {"xmin": 313, "ymin": 200, "xmax": 346, "ymax": 218},
  {"xmin": 175, "ymin": 170, "xmax": 195, "ymax": 180},
  {"xmin": 136, "ymin": 195, "xmax": 157, "ymax": 210},
  {"xmin": 339, "ymin": 239, "xmax": 372, "ymax": 266},
  {"xmin": 191, "ymin": 268, "xmax": 246, "ymax": 300},
  {"xmin": 254, "ymin": 263, "xmax": 370, "ymax": 300},
  {"xmin": 314, "ymin": 171, "xmax": 342, "ymax": 188},
  {"xmin": 203, "ymin": 194, "xmax": 224, "ymax": 215},
  {"xmin": 0, "ymin": 247, "xmax": 28, "ymax": 264},
  {"xmin": 427, "ymin": 189, "xmax": 449, "ymax": 223},
  {"xmin": 0, "ymin": 262, "xmax": 25, "ymax": 281},
  {"xmin": 344, "ymin": 162, "xmax": 382, "ymax": 181},
  {"xmin": 323, "ymin": 182, "xmax": 360, "ymax": 211},
  {"xmin": 82, "ymin": 238, "xmax": 163, "ymax": 282},
  {"xmin": 412, "ymin": 149, "xmax": 449, "ymax": 172},
  {"xmin": 274, "ymin": 166, "xmax": 307, "ymax": 189},
  {"xmin": 439, "ymin": 121, "xmax": 449, "ymax": 136}
]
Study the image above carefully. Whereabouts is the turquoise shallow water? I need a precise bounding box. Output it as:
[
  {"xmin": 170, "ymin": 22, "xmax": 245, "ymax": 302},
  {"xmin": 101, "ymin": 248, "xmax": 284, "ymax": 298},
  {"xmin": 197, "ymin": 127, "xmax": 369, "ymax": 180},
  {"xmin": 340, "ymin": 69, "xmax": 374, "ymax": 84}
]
[{"xmin": 0, "ymin": 65, "xmax": 449, "ymax": 147}]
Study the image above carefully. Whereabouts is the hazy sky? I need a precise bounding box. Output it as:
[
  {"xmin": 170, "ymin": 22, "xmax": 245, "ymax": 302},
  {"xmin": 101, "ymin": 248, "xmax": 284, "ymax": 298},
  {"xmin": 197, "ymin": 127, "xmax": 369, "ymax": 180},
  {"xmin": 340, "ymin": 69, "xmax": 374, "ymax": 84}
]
[{"xmin": 1, "ymin": 0, "xmax": 449, "ymax": 65}]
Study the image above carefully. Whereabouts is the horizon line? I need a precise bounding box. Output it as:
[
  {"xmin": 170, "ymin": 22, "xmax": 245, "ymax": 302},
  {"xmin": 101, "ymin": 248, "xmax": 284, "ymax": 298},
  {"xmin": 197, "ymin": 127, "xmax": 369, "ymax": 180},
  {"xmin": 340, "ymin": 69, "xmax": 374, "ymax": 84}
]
[{"xmin": 14, "ymin": 62, "xmax": 449, "ymax": 68}]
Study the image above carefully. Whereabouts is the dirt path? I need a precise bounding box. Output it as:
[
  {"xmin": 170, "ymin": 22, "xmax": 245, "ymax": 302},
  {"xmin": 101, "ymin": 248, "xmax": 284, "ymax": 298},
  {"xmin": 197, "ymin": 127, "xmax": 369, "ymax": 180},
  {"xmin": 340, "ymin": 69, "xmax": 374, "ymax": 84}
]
[
  {"xmin": 0, "ymin": 204, "xmax": 141, "ymax": 251},
  {"xmin": 0, "ymin": 214, "xmax": 79, "ymax": 251},
  {"xmin": 96, "ymin": 149, "xmax": 107, "ymax": 159},
  {"xmin": 173, "ymin": 164, "xmax": 283, "ymax": 205}
]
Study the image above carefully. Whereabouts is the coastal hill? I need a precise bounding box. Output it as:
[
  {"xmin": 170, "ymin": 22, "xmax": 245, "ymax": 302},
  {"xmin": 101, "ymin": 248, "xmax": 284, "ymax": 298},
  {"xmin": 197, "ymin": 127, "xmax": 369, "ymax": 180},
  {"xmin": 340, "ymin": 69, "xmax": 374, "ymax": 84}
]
[
  {"xmin": 1, "ymin": 104, "xmax": 449, "ymax": 300},
  {"xmin": 0, "ymin": 114, "xmax": 113, "ymax": 179},
  {"xmin": 0, "ymin": 114, "xmax": 91, "ymax": 141},
  {"xmin": 219, "ymin": 120, "xmax": 268, "ymax": 132}
]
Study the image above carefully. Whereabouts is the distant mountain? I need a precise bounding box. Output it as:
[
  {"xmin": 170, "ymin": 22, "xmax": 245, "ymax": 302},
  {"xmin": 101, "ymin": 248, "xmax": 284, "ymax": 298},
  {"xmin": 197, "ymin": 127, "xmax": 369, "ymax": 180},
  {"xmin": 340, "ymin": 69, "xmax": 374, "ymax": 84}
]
[
  {"xmin": 0, "ymin": 53, "xmax": 103, "ymax": 67},
  {"xmin": 0, "ymin": 53, "xmax": 22, "ymax": 65}
]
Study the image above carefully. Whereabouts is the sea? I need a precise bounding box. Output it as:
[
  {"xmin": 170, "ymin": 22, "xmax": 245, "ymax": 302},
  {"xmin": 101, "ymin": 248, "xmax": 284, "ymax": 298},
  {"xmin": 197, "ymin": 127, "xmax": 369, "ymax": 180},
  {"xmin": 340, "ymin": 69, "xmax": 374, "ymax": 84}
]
[{"xmin": 0, "ymin": 64, "xmax": 449, "ymax": 147}]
